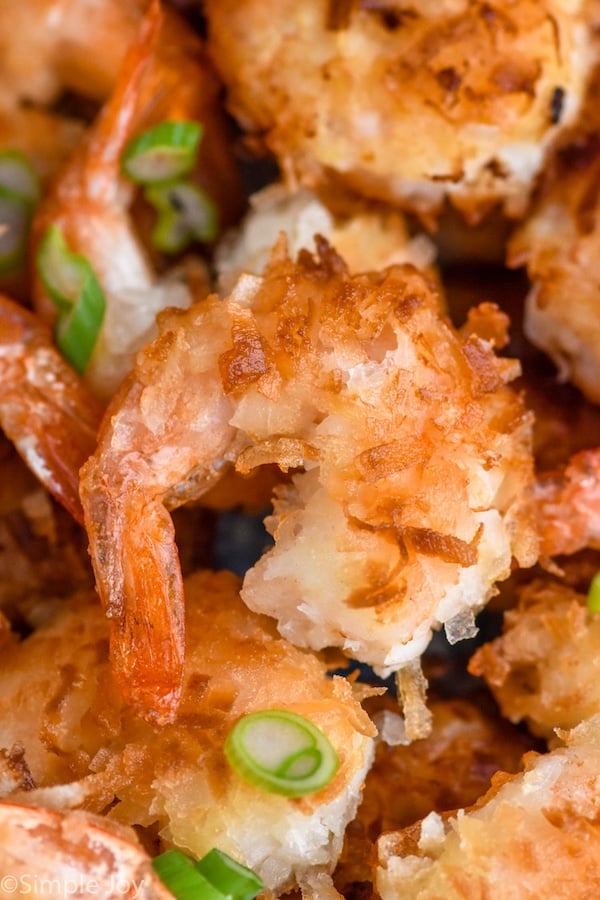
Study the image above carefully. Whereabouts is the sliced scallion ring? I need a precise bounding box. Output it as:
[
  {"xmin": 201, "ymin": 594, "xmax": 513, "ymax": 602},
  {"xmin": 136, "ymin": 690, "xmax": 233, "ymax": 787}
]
[
  {"xmin": 0, "ymin": 149, "xmax": 40, "ymax": 206},
  {"xmin": 152, "ymin": 849, "xmax": 263, "ymax": 900},
  {"xmin": 145, "ymin": 181, "xmax": 218, "ymax": 252},
  {"xmin": 121, "ymin": 121, "xmax": 203, "ymax": 185},
  {"xmin": 587, "ymin": 572, "xmax": 600, "ymax": 613},
  {"xmin": 152, "ymin": 850, "xmax": 224, "ymax": 900},
  {"xmin": 195, "ymin": 849, "xmax": 264, "ymax": 900},
  {"xmin": 0, "ymin": 187, "xmax": 31, "ymax": 273},
  {"xmin": 224, "ymin": 709, "xmax": 339, "ymax": 798},
  {"xmin": 36, "ymin": 225, "xmax": 106, "ymax": 373}
]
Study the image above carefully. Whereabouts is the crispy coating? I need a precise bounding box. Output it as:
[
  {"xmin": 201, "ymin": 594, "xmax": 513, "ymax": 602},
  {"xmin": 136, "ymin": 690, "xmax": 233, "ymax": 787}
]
[
  {"xmin": 509, "ymin": 67, "xmax": 600, "ymax": 403},
  {"xmin": 80, "ymin": 241, "xmax": 536, "ymax": 723},
  {"xmin": 376, "ymin": 716, "xmax": 600, "ymax": 899},
  {"xmin": 204, "ymin": 0, "xmax": 595, "ymax": 223},
  {"xmin": 0, "ymin": 570, "xmax": 375, "ymax": 895},
  {"xmin": 31, "ymin": 0, "xmax": 242, "ymax": 400},
  {"xmin": 334, "ymin": 695, "xmax": 534, "ymax": 895},
  {"xmin": 0, "ymin": 295, "xmax": 102, "ymax": 524},
  {"xmin": 470, "ymin": 578, "xmax": 600, "ymax": 738}
]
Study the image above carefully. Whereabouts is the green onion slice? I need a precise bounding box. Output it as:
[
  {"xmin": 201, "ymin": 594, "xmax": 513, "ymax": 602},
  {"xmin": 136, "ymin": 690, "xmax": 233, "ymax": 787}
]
[
  {"xmin": 152, "ymin": 850, "xmax": 224, "ymax": 900},
  {"xmin": 0, "ymin": 187, "xmax": 31, "ymax": 273},
  {"xmin": 195, "ymin": 849, "xmax": 264, "ymax": 900},
  {"xmin": 0, "ymin": 149, "xmax": 40, "ymax": 206},
  {"xmin": 121, "ymin": 121, "xmax": 203, "ymax": 185},
  {"xmin": 36, "ymin": 225, "xmax": 106, "ymax": 373},
  {"xmin": 587, "ymin": 572, "xmax": 600, "ymax": 613},
  {"xmin": 224, "ymin": 709, "xmax": 339, "ymax": 798},
  {"xmin": 152, "ymin": 849, "xmax": 263, "ymax": 900},
  {"xmin": 145, "ymin": 181, "xmax": 218, "ymax": 253}
]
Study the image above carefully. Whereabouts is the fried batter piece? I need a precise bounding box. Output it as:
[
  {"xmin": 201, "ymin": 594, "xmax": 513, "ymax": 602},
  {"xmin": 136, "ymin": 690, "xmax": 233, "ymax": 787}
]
[
  {"xmin": 0, "ymin": 570, "xmax": 375, "ymax": 896},
  {"xmin": 509, "ymin": 66, "xmax": 600, "ymax": 404},
  {"xmin": 80, "ymin": 240, "xmax": 537, "ymax": 724},
  {"xmin": 376, "ymin": 716, "xmax": 600, "ymax": 899},
  {"xmin": 32, "ymin": 0, "xmax": 242, "ymax": 400},
  {"xmin": 204, "ymin": 0, "xmax": 595, "ymax": 224},
  {"xmin": 470, "ymin": 578, "xmax": 600, "ymax": 738}
]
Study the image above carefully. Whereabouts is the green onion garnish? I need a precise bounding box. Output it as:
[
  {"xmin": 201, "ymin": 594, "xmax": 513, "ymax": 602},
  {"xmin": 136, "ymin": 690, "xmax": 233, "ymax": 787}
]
[
  {"xmin": 196, "ymin": 849, "xmax": 264, "ymax": 900},
  {"xmin": 0, "ymin": 149, "xmax": 40, "ymax": 207},
  {"xmin": 121, "ymin": 121, "xmax": 203, "ymax": 185},
  {"xmin": 0, "ymin": 187, "xmax": 31, "ymax": 273},
  {"xmin": 152, "ymin": 849, "xmax": 263, "ymax": 900},
  {"xmin": 224, "ymin": 709, "xmax": 339, "ymax": 798},
  {"xmin": 587, "ymin": 572, "xmax": 600, "ymax": 613},
  {"xmin": 145, "ymin": 181, "xmax": 218, "ymax": 252},
  {"xmin": 36, "ymin": 225, "xmax": 106, "ymax": 374},
  {"xmin": 0, "ymin": 150, "xmax": 40, "ymax": 273}
]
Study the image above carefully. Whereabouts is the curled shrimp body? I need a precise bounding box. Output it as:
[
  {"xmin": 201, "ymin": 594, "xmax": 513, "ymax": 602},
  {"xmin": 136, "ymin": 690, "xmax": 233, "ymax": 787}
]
[
  {"xmin": 0, "ymin": 294, "xmax": 101, "ymax": 524},
  {"xmin": 32, "ymin": 0, "xmax": 243, "ymax": 400},
  {"xmin": 0, "ymin": 803, "xmax": 170, "ymax": 899},
  {"xmin": 80, "ymin": 241, "xmax": 537, "ymax": 724}
]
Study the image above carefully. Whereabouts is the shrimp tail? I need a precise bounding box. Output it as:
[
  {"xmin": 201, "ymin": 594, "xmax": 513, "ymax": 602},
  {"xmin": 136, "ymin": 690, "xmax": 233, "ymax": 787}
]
[
  {"xmin": 81, "ymin": 464, "xmax": 185, "ymax": 724},
  {"xmin": 0, "ymin": 294, "xmax": 101, "ymax": 523}
]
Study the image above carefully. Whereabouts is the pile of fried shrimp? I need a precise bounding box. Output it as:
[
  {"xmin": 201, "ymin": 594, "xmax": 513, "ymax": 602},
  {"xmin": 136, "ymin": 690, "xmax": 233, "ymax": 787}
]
[{"xmin": 5, "ymin": 0, "xmax": 600, "ymax": 897}]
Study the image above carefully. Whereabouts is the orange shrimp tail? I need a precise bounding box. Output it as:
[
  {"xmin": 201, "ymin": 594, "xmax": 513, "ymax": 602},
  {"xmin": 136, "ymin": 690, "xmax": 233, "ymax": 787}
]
[
  {"xmin": 81, "ymin": 464, "xmax": 185, "ymax": 724},
  {"xmin": 0, "ymin": 294, "xmax": 101, "ymax": 524}
]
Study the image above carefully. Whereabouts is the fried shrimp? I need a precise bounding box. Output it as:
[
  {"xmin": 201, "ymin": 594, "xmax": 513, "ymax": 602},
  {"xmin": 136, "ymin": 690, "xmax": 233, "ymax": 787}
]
[
  {"xmin": 0, "ymin": 803, "xmax": 170, "ymax": 899},
  {"xmin": 334, "ymin": 694, "xmax": 534, "ymax": 896},
  {"xmin": 204, "ymin": 0, "xmax": 595, "ymax": 224},
  {"xmin": 80, "ymin": 241, "xmax": 537, "ymax": 724},
  {"xmin": 509, "ymin": 67, "xmax": 600, "ymax": 404},
  {"xmin": 0, "ymin": 570, "xmax": 375, "ymax": 896},
  {"xmin": 470, "ymin": 578, "xmax": 600, "ymax": 738},
  {"xmin": 376, "ymin": 716, "xmax": 600, "ymax": 899},
  {"xmin": 31, "ymin": 0, "xmax": 243, "ymax": 400},
  {"xmin": 0, "ymin": 295, "xmax": 101, "ymax": 524}
]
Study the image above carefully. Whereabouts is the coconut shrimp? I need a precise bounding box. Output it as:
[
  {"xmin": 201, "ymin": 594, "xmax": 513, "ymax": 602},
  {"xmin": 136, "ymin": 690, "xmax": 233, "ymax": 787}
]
[
  {"xmin": 376, "ymin": 716, "xmax": 600, "ymax": 899},
  {"xmin": 0, "ymin": 570, "xmax": 375, "ymax": 896},
  {"xmin": 31, "ymin": 0, "xmax": 244, "ymax": 400},
  {"xmin": 80, "ymin": 241, "xmax": 537, "ymax": 724},
  {"xmin": 334, "ymin": 694, "xmax": 534, "ymax": 896},
  {"xmin": 509, "ymin": 65, "xmax": 600, "ymax": 404},
  {"xmin": 0, "ymin": 803, "xmax": 170, "ymax": 899},
  {"xmin": 470, "ymin": 577, "xmax": 600, "ymax": 738},
  {"xmin": 0, "ymin": 294, "xmax": 101, "ymax": 524},
  {"xmin": 204, "ymin": 0, "xmax": 595, "ymax": 225}
]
